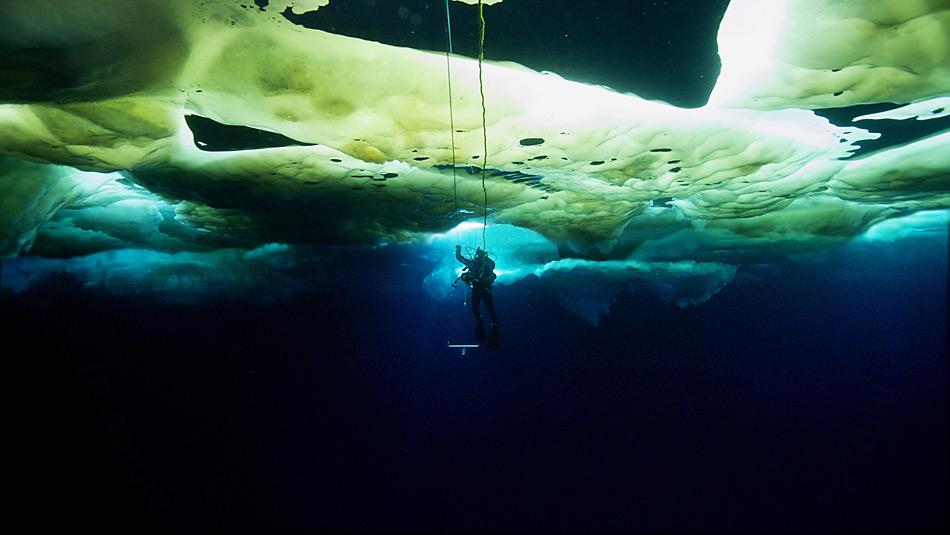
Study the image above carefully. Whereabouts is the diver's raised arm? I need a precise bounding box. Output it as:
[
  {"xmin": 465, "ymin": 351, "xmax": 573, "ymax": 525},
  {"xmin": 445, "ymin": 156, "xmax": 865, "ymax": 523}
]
[{"xmin": 455, "ymin": 245, "xmax": 474, "ymax": 267}]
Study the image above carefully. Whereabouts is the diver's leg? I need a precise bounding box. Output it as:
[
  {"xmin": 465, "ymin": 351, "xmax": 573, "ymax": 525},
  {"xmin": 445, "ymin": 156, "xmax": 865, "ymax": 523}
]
[
  {"xmin": 472, "ymin": 290, "xmax": 487, "ymax": 341},
  {"xmin": 471, "ymin": 290, "xmax": 483, "ymax": 322},
  {"xmin": 483, "ymin": 290, "xmax": 498, "ymax": 324},
  {"xmin": 485, "ymin": 290, "xmax": 499, "ymax": 349}
]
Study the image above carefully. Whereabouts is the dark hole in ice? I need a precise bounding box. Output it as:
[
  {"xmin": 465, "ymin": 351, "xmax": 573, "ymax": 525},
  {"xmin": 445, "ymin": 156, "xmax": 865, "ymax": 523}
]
[
  {"xmin": 456, "ymin": 165, "xmax": 551, "ymax": 192},
  {"xmin": 833, "ymin": 91, "xmax": 844, "ymax": 96},
  {"xmin": 184, "ymin": 114, "xmax": 315, "ymax": 152},
  {"xmin": 650, "ymin": 148, "xmax": 672, "ymax": 152},
  {"xmin": 383, "ymin": 173, "xmax": 399, "ymax": 178},
  {"xmin": 669, "ymin": 167, "xmax": 682, "ymax": 173},
  {"xmin": 816, "ymin": 102, "xmax": 950, "ymax": 159},
  {"xmin": 413, "ymin": 156, "xmax": 429, "ymax": 161},
  {"xmin": 652, "ymin": 197, "xmax": 673, "ymax": 207},
  {"xmin": 519, "ymin": 137, "xmax": 545, "ymax": 146},
  {"xmin": 667, "ymin": 159, "xmax": 681, "ymax": 164},
  {"xmin": 590, "ymin": 160, "xmax": 605, "ymax": 165},
  {"xmin": 331, "ymin": 158, "xmax": 342, "ymax": 162},
  {"xmin": 530, "ymin": 155, "xmax": 549, "ymax": 160},
  {"xmin": 933, "ymin": 108, "xmax": 945, "ymax": 114}
]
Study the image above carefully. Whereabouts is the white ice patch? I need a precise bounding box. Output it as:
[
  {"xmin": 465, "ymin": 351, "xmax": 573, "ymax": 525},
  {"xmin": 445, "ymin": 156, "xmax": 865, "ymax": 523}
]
[
  {"xmin": 854, "ymin": 97, "xmax": 950, "ymax": 122},
  {"xmin": 267, "ymin": 1, "xmax": 330, "ymax": 15}
]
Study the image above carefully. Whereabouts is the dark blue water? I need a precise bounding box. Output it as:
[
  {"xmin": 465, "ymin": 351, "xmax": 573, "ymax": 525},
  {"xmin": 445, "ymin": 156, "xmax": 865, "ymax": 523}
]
[{"xmin": 7, "ymin": 233, "xmax": 947, "ymax": 532}]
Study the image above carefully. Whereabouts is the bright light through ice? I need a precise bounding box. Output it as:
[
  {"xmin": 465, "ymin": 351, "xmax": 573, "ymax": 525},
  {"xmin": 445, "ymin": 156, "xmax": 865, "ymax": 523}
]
[
  {"xmin": 426, "ymin": 221, "xmax": 485, "ymax": 243},
  {"xmin": 709, "ymin": 0, "xmax": 791, "ymax": 107}
]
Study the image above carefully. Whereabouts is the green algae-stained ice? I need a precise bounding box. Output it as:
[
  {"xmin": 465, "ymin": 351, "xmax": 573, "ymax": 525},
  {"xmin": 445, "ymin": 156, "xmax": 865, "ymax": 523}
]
[{"xmin": 0, "ymin": 0, "xmax": 947, "ymax": 300}]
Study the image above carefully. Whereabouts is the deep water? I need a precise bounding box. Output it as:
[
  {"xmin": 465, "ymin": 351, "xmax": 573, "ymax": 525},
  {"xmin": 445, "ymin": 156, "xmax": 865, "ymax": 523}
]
[{"xmin": 6, "ymin": 232, "xmax": 947, "ymax": 532}]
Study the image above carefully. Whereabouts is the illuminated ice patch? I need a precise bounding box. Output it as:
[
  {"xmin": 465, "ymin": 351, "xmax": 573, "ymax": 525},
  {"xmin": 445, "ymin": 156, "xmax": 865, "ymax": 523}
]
[{"xmin": 860, "ymin": 210, "xmax": 950, "ymax": 243}]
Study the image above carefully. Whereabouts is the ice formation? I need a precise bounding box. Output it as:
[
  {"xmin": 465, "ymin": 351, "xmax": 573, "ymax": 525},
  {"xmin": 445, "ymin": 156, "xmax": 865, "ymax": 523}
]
[{"xmin": 0, "ymin": 0, "xmax": 947, "ymax": 303}]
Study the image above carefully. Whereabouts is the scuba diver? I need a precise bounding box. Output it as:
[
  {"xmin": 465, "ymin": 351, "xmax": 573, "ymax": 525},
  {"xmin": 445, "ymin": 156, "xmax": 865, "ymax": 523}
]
[{"xmin": 454, "ymin": 245, "xmax": 498, "ymax": 344}]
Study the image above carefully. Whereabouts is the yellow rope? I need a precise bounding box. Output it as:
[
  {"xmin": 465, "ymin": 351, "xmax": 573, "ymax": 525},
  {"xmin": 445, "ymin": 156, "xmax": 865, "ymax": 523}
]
[{"xmin": 477, "ymin": 0, "xmax": 488, "ymax": 250}]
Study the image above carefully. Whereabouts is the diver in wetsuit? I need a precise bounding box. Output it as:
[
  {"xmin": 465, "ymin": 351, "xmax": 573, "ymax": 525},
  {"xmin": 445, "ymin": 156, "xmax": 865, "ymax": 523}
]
[{"xmin": 455, "ymin": 245, "xmax": 498, "ymax": 342}]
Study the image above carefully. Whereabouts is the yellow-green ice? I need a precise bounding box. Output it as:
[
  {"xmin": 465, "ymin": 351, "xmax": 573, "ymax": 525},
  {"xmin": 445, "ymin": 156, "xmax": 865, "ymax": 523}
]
[{"xmin": 0, "ymin": 0, "xmax": 947, "ymax": 295}]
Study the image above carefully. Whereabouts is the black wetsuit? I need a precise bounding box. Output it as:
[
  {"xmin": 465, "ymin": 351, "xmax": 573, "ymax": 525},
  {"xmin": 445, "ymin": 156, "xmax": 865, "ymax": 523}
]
[{"xmin": 456, "ymin": 250, "xmax": 497, "ymax": 324}]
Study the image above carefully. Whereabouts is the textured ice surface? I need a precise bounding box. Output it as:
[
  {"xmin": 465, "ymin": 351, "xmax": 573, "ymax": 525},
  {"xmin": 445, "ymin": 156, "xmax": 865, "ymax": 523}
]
[
  {"xmin": 711, "ymin": 0, "xmax": 950, "ymax": 109},
  {"xmin": 0, "ymin": 0, "xmax": 947, "ymax": 304}
]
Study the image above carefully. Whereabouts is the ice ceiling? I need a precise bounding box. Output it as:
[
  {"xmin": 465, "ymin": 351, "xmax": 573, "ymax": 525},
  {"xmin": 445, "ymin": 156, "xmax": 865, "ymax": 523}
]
[{"xmin": 0, "ymin": 0, "xmax": 948, "ymax": 307}]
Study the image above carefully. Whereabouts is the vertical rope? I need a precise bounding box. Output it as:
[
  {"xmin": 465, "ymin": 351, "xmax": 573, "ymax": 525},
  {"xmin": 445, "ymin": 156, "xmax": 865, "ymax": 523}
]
[
  {"xmin": 477, "ymin": 0, "xmax": 488, "ymax": 251},
  {"xmin": 444, "ymin": 0, "xmax": 460, "ymax": 245}
]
